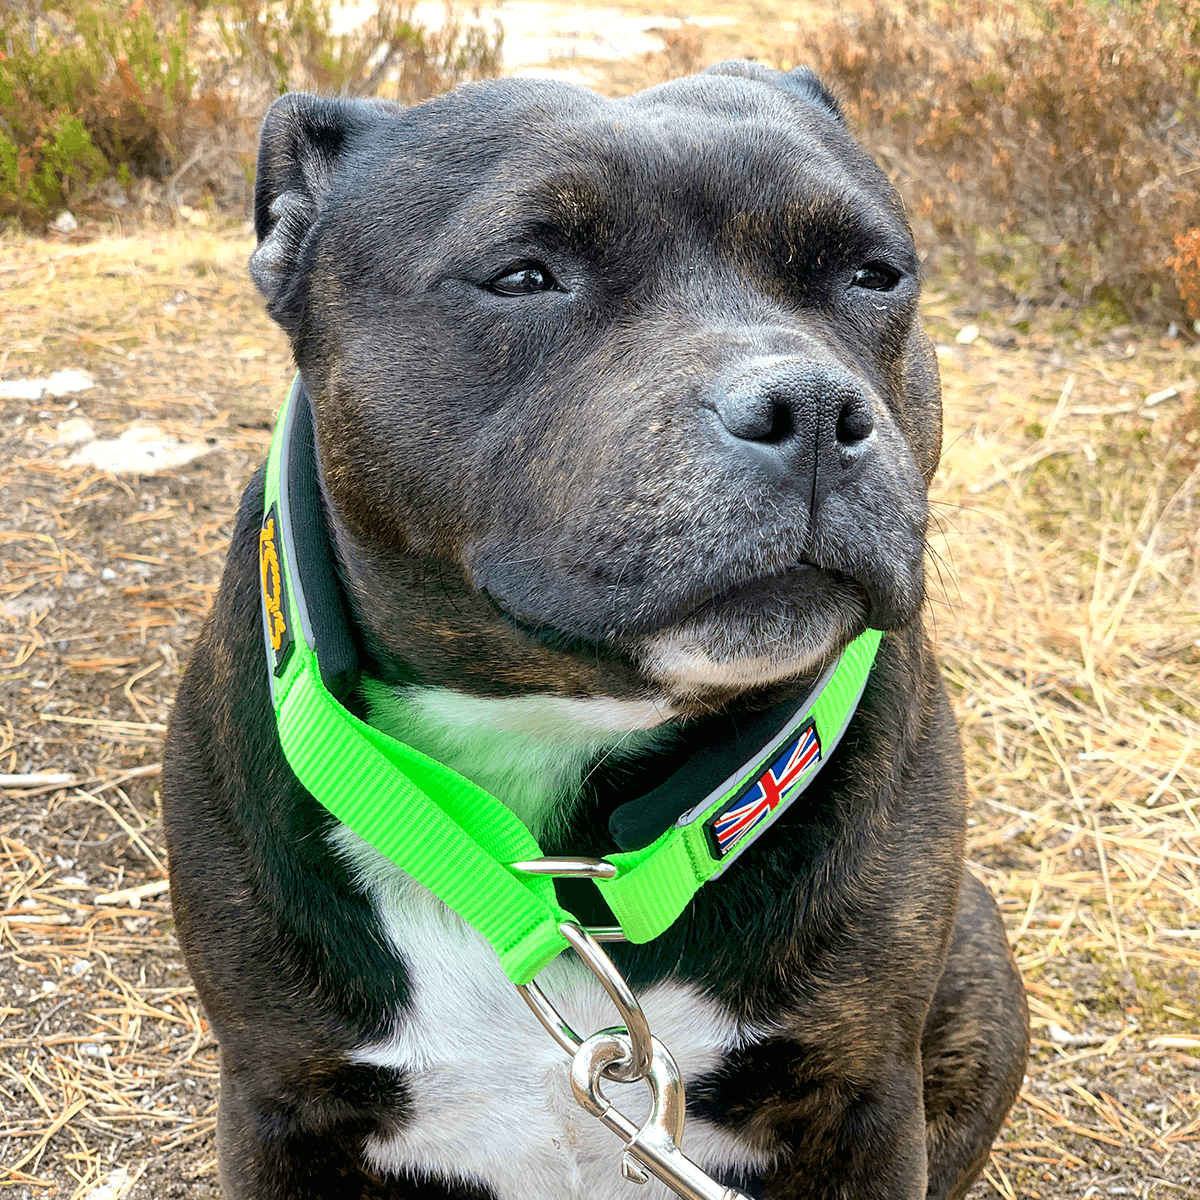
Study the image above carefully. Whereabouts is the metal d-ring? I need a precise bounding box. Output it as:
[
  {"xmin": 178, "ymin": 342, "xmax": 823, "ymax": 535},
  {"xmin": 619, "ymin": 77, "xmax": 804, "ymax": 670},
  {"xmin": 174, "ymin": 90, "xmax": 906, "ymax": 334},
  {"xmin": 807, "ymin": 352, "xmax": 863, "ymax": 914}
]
[
  {"xmin": 510, "ymin": 858, "xmax": 649, "ymax": 1080},
  {"xmin": 515, "ymin": 927, "xmax": 653, "ymax": 1081},
  {"xmin": 508, "ymin": 857, "xmax": 627, "ymax": 942},
  {"xmin": 558, "ymin": 922, "xmax": 652, "ymax": 1081},
  {"xmin": 509, "ymin": 856, "xmax": 619, "ymax": 880},
  {"xmin": 517, "ymin": 921, "xmax": 653, "ymax": 1082}
]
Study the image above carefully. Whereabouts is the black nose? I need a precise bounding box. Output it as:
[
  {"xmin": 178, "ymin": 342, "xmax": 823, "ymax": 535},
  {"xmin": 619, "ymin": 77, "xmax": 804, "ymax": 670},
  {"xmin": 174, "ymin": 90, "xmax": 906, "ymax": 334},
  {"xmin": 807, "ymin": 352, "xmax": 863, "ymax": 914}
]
[{"xmin": 713, "ymin": 359, "xmax": 875, "ymax": 505}]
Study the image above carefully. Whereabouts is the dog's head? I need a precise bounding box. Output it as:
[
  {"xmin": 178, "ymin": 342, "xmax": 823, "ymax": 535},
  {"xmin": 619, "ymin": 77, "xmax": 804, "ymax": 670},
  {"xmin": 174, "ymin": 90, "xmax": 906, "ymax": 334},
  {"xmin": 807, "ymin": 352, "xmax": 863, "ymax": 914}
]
[{"xmin": 250, "ymin": 64, "xmax": 941, "ymax": 718}]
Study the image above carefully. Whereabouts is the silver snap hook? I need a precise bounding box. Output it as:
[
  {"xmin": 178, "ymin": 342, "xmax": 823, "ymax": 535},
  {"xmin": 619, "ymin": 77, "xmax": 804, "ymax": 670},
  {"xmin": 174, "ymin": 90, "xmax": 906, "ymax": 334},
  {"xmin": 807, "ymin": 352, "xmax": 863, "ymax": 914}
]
[
  {"xmin": 570, "ymin": 1030, "xmax": 748, "ymax": 1200},
  {"xmin": 512, "ymin": 872, "xmax": 748, "ymax": 1200}
]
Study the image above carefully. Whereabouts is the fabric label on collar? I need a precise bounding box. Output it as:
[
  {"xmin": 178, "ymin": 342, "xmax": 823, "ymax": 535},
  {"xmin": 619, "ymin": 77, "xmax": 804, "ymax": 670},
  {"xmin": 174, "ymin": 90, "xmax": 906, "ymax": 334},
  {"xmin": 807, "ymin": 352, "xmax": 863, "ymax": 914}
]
[
  {"xmin": 704, "ymin": 718, "xmax": 820, "ymax": 858},
  {"xmin": 259, "ymin": 502, "xmax": 294, "ymax": 677}
]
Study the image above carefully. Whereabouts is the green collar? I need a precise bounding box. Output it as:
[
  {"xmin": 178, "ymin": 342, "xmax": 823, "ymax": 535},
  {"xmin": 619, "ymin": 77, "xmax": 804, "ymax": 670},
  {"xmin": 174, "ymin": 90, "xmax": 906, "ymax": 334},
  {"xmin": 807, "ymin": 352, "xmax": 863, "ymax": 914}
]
[{"xmin": 259, "ymin": 377, "xmax": 881, "ymax": 983}]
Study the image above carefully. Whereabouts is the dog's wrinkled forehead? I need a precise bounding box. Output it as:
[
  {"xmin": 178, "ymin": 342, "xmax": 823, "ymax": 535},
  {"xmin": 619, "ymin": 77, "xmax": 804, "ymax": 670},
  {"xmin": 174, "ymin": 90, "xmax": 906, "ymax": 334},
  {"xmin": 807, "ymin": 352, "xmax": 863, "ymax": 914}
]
[{"xmin": 250, "ymin": 65, "xmax": 915, "ymax": 330}]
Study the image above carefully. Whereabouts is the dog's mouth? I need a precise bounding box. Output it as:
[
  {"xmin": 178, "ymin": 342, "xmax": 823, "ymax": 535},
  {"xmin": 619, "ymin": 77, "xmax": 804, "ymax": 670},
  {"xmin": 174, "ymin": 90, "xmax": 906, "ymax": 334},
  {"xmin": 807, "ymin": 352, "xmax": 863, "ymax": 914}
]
[
  {"xmin": 629, "ymin": 562, "xmax": 871, "ymax": 695},
  {"xmin": 680, "ymin": 561, "xmax": 844, "ymax": 616},
  {"xmin": 485, "ymin": 561, "xmax": 872, "ymax": 697}
]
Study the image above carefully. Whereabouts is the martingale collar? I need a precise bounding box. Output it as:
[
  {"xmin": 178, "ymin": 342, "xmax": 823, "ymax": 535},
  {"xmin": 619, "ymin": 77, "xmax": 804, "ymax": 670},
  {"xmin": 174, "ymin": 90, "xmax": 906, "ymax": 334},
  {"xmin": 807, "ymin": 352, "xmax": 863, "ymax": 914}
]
[{"xmin": 259, "ymin": 377, "xmax": 882, "ymax": 984}]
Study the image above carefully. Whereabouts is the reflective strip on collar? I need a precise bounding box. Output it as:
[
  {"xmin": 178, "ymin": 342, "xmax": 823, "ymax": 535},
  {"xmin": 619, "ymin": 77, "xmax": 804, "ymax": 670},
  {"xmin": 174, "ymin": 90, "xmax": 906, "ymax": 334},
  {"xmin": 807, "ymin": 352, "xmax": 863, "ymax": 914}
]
[{"xmin": 261, "ymin": 377, "xmax": 881, "ymax": 982}]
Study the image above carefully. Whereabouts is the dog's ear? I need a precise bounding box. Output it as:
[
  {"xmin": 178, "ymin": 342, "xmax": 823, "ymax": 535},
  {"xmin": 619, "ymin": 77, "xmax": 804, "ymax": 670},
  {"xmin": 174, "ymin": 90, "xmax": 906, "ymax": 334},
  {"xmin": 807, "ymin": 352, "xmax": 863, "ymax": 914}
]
[
  {"xmin": 249, "ymin": 93, "xmax": 390, "ymax": 333},
  {"xmin": 703, "ymin": 61, "xmax": 844, "ymax": 123}
]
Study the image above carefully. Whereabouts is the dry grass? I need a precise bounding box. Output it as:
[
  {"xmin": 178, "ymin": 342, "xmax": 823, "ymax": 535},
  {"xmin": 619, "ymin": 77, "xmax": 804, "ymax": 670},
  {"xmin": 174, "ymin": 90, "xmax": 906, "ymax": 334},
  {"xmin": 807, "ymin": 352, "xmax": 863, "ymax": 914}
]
[
  {"xmin": 925, "ymin": 308, "xmax": 1200, "ymax": 1195},
  {"xmin": 1, "ymin": 224, "xmax": 1198, "ymax": 1200},
  {"xmin": 1, "ymin": 225, "xmax": 281, "ymax": 1197},
  {"xmin": 0, "ymin": 784, "xmax": 216, "ymax": 1197}
]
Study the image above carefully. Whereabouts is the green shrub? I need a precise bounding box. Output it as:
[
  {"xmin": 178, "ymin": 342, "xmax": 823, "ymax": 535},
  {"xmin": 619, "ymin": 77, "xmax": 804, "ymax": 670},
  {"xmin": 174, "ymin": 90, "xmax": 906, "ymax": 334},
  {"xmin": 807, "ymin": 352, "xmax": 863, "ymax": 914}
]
[
  {"xmin": 0, "ymin": 110, "xmax": 108, "ymax": 218},
  {"xmin": 0, "ymin": 0, "xmax": 192, "ymax": 219},
  {"xmin": 0, "ymin": 0, "xmax": 502, "ymax": 225}
]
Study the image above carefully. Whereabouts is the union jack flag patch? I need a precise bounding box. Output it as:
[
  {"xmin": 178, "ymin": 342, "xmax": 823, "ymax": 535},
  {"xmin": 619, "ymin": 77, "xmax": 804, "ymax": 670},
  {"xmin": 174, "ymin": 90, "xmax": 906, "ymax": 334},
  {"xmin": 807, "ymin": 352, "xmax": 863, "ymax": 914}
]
[{"xmin": 705, "ymin": 719, "xmax": 821, "ymax": 859}]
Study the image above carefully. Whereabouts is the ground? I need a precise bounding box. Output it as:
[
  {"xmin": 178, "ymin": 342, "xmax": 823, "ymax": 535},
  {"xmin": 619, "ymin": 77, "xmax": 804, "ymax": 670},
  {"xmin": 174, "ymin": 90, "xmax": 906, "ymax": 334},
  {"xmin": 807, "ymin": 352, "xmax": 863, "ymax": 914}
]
[{"xmin": 1, "ymin": 9, "xmax": 1199, "ymax": 1199}]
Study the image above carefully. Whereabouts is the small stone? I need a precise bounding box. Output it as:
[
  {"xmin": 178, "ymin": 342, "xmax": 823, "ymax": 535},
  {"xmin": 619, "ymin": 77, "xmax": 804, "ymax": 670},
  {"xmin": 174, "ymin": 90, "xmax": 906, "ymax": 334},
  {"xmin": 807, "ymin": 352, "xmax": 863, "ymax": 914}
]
[
  {"xmin": 50, "ymin": 210, "xmax": 78, "ymax": 233},
  {"xmin": 55, "ymin": 416, "xmax": 96, "ymax": 445},
  {"xmin": 44, "ymin": 369, "xmax": 95, "ymax": 396},
  {"xmin": 67, "ymin": 422, "xmax": 214, "ymax": 475},
  {"xmin": 0, "ymin": 369, "xmax": 94, "ymax": 401}
]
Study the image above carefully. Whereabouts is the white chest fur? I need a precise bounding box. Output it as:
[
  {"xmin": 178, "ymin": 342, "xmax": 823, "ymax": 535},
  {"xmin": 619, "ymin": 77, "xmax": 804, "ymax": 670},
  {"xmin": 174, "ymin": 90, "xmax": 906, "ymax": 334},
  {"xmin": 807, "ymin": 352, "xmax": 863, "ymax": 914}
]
[
  {"xmin": 330, "ymin": 686, "xmax": 774, "ymax": 1198},
  {"xmin": 333, "ymin": 828, "xmax": 773, "ymax": 1200}
]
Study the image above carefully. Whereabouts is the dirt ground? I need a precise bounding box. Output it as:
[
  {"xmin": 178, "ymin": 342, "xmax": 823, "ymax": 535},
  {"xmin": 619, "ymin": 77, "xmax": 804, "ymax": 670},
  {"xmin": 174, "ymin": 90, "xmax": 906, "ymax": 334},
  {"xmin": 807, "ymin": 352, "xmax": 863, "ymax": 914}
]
[
  {"xmin": 1, "ymin": 228, "xmax": 280, "ymax": 1197},
  {"xmin": 2, "ymin": 12, "xmax": 1199, "ymax": 1199}
]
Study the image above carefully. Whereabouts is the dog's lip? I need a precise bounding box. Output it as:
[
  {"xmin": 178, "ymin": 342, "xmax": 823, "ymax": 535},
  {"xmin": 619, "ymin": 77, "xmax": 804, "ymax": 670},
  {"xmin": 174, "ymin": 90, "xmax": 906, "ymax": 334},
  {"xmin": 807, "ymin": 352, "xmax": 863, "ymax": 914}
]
[
  {"xmin": 689, "ymin": 562, "xmax": 820, "ymax": 607},
  {"xmin": 479, "ymin": 589, "xmax": 624, "ymax": 656},
  {"xmin": 676, "ymin": 561, "xmax": 849, "ymax": 622},
  {"xmin": 482, "ymin": 561, "xmax": 852, "ymax": 648}
]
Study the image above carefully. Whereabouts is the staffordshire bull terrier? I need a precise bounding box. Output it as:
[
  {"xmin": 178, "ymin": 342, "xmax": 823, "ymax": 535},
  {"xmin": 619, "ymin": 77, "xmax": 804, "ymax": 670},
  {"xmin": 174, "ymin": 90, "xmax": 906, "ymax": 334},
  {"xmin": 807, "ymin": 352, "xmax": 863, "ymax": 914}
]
[{"xmin": 163, "ymin": 62, "xmax": 1029, "ymax": 1200}]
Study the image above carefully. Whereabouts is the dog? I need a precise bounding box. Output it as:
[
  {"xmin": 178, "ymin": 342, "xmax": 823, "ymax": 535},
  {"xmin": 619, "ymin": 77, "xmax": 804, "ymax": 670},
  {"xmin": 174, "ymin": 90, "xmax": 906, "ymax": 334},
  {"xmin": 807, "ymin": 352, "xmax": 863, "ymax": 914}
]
[{"xmin": 163, "ymin": 62, "xmax": 1029, "ymax": 1200}]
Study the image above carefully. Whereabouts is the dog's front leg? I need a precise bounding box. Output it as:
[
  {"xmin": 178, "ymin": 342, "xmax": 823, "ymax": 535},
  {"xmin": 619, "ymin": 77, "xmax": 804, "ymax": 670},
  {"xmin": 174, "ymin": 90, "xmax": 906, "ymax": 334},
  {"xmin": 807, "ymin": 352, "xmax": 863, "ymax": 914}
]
[
  {"xmin": 693, "ymin": 1048, "xmax": 928, "ymax": 1200},
  {"xmin": 215, "ymin": 1056, "xmax": 399, "ymax": 1200},
  {"xmin": 767, "ymin": 1063, "xmax": 928, "ymax": 1200}
]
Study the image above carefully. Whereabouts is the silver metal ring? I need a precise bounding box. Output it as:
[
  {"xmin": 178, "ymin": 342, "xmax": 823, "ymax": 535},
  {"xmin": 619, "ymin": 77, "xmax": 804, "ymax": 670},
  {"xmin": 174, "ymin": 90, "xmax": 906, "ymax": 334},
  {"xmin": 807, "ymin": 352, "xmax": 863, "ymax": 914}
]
[
  {"xmin": 517, "ymin": 980, "xmax": 583, "ymax": 1059},
  {"xmin": 510, "ymin": 856, "xmax": 619, "ymax": 880},
  {"xmin": 558, "ymin": 922, "xmax": 652, "ymax": 1081},
  {"xmin": 508, "ymin": 858, "xmax": 628, "ymax": 942},
  {"xmin": 581, "ymin": 926, "xmax": 627, "ymax": 942},
  {"xmin": 516, "ymin": 923, "xmax": 653, "ymax": 1081}
]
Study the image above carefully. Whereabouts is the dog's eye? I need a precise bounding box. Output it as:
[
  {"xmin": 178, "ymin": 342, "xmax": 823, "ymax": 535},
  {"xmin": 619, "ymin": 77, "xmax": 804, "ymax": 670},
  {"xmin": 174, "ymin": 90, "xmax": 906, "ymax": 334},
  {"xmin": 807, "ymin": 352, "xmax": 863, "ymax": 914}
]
[
  {"xmin": 481, "ymin": 263, "xmax": 558, "ymax": 296},
  {"xmin": 851, "ymin": 262, "xmax": 902, "ymax": 292}
]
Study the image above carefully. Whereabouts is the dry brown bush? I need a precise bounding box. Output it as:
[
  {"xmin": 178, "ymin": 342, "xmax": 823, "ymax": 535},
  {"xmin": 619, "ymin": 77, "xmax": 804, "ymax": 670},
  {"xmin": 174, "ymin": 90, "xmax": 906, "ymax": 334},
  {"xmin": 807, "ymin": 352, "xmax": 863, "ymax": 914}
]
[
  {"xmin": 794, "ymin": 0, "xmax": 1200, "ymax": 323},
  {"xmin": 1170, "ymin": 226, "xmax": 1200, "ymax": 318}
]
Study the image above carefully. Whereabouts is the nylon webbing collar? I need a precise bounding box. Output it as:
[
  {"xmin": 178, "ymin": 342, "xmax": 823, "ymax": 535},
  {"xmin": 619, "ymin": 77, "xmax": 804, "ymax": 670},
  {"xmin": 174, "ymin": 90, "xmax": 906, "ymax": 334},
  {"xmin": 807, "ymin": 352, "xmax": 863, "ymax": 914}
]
[{"xmin": 259, "ymin": 377, "xmax": 881, "ymax": 983}]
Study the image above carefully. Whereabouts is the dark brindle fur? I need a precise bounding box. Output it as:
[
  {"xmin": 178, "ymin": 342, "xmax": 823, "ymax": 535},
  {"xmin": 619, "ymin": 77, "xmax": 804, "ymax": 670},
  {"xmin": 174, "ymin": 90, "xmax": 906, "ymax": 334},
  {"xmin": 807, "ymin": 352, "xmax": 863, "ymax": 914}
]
[{"xmin": 164, "ymin": 62, "xmax": 1029, "ymax": 1200}]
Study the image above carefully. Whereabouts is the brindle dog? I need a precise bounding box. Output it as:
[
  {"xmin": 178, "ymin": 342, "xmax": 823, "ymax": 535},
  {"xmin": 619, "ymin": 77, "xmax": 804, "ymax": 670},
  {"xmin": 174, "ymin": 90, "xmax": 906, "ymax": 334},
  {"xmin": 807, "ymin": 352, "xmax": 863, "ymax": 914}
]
[{"xmin": 164, "ymin": 62, "xmax": 1029, "ymax": 1200}]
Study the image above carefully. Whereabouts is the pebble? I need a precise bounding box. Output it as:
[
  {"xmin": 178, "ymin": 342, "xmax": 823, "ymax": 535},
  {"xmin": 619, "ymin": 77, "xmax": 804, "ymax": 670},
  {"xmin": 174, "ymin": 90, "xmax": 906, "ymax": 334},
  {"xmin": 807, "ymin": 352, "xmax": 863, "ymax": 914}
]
[{"xmin": 0, "ymin": 369, "xmax": 94, "ymax": 400}]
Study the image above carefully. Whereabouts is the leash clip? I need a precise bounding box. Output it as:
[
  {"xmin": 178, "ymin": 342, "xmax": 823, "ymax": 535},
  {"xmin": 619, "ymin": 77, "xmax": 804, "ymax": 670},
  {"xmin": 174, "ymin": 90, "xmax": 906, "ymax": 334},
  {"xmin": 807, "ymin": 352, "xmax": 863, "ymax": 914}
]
[
  {"xmin": 512, "ymin": 906, "xmax": 748, "ymax": 1200},
  {"xmin": 572, "ymin": 1029, "xmax": 746, "ymax": 1200}
]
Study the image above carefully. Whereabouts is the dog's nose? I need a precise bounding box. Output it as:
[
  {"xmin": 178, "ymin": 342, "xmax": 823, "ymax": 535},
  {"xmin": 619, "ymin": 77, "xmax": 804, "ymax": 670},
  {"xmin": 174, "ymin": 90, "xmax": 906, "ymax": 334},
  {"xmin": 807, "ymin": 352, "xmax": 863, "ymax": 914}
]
[{"xmin": 713, "ymin": 359, "xmax": 875, "ymax": 504}]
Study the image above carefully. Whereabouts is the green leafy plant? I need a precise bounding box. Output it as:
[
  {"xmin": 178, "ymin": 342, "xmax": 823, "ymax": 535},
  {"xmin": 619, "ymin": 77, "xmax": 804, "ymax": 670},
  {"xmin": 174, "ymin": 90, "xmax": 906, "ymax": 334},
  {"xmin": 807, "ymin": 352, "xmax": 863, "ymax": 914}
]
[
  {"xmin": 0, "ymin": 109, "xmax": 108, "ymax": 216},
  {"xmin": 0, "ymin": 0, "xmax": 502, "ymax": 224}
]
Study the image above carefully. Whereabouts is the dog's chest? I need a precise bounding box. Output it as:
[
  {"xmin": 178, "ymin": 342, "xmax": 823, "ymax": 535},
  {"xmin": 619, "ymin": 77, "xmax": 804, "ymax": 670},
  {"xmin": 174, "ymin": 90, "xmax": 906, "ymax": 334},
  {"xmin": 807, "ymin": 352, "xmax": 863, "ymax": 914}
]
[{"xmin": 335, "ymin": 830, "xmax": 772, "ymax": 1200}]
